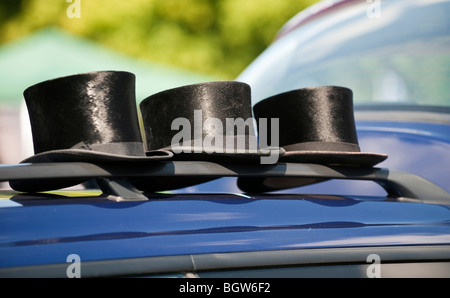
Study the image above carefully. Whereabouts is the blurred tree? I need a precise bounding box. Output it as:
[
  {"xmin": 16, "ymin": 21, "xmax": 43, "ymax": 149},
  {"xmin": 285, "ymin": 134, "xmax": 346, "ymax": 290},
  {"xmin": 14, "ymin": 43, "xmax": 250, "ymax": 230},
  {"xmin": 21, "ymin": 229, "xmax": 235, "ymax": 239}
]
[
  {"xmin": 0, "ymin": 0, "xmax": 24, "ymax": 22},
  {"xmin": 0, "ymin": 0, "xmax": 319, "ymax": 78}
]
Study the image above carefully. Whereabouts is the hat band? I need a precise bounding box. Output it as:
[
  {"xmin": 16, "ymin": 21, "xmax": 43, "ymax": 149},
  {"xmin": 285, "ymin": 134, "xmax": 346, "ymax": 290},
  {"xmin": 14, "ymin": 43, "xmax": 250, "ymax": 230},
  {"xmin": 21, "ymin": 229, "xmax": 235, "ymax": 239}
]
[
  {"xmin": 71, "ymin": 142, "xmax": 145, "ymax": 156},
  {"xmin": 283, "ymin": 141, "xmax": 360, "ymax": 153}
]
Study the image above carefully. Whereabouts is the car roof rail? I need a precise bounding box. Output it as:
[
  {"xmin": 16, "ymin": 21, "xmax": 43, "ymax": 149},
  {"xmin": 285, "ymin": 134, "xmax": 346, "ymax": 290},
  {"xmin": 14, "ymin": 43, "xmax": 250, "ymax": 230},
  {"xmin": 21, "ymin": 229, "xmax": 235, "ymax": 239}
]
[{"xmin": 1, "ymin": 161, "xmax": 449, "ymax": 205}]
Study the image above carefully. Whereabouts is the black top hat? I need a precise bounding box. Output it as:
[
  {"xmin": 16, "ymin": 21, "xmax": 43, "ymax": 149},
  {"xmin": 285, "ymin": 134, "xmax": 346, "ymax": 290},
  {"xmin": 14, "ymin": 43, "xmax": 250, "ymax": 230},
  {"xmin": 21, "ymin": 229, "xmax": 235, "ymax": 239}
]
[
  {"xmin": 237, "ymin": 86, "xmax": 387, "ymax": 193},
  {"xmin": 135, "ymin": 81, "xmax": 283, "ymax": 192},
  {"xmin": 253, "ymin": 86, "xmax": 387, "ymax": 166},
  {"xmin": 140, "ymin": 81, "xmax": 281, "ymax": 161},
  {"xmin": 10, "ymin": 71, "xmax": 172, "ymax": 192}
]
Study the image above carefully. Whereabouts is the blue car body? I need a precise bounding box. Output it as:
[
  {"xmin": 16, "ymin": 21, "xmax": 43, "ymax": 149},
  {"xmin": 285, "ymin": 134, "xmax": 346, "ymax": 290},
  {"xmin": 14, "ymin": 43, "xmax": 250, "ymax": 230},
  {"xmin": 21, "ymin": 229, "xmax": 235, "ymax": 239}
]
[{"xmin": 1, "ymin": 0, "xmax": 450, "ymax": 278}]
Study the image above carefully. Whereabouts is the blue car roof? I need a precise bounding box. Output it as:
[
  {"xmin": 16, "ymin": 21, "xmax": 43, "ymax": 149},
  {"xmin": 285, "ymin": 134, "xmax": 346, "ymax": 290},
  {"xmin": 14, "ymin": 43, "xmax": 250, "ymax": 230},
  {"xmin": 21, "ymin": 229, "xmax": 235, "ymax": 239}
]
[{"xmin": 1, "ymin": 191, "xmax": 450, "ymax": 271}]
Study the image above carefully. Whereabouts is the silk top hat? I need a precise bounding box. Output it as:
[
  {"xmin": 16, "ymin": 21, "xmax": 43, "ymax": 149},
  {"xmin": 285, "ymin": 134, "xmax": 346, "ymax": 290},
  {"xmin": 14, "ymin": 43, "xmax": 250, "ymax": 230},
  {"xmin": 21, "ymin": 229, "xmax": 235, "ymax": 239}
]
[
  {"xmin": 135, "ymin": 81, "xmax": 283, "ymax": 192},
  {"xmin": 10, "ymin": 71, "xmax": 172, "ymax": 192},
  {"xmin": 237, "ymin": 86, "xmax": 387, "ymax": 193},
  {"xmin": 252, "ymin": 86, "xmax": 387, "ymax": 166},
  {"xmin": 140, "ymin": 81, "xmax": 282, "ymax": 162}
]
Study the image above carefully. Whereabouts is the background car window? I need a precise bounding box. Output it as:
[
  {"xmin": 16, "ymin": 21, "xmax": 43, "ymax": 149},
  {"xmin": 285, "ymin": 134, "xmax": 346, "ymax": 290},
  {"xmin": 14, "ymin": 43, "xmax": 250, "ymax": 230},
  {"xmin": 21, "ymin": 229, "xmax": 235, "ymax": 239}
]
[{"xmin": 239, "ymin": 0, "xmax": 450, "ymax": 108}]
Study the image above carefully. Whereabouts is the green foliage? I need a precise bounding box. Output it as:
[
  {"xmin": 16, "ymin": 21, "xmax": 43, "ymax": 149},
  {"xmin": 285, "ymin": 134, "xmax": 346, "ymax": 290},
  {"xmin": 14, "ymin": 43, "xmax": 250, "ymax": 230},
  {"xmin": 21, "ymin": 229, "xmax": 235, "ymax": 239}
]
[{"xmin": 0, "ymin": 0, "xmax": 319, "ymax": 78}]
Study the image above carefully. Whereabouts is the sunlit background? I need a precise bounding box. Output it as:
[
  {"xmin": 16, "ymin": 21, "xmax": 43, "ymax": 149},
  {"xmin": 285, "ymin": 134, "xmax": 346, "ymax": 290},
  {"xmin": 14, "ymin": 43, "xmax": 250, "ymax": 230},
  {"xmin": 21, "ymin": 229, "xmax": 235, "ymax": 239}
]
[{"xmin": 0, "ymin": 0, "xmax": 319, "ymax": 165}]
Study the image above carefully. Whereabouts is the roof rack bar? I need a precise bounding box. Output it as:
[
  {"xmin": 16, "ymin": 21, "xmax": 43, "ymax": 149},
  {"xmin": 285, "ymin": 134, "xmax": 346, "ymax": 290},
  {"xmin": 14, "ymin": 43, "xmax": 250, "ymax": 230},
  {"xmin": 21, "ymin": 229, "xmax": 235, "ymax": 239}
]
[{"xmin": 0, "ymin": 161, "xmax": 448, "ymax": 204}]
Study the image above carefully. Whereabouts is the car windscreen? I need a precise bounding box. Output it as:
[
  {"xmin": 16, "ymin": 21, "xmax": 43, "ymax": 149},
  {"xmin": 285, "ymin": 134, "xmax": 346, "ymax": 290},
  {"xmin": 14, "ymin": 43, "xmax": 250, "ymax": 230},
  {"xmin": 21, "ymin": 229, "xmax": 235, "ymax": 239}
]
[{"xmin": 238, "ymin": 0, "xmax": 450, "ymax": 110}]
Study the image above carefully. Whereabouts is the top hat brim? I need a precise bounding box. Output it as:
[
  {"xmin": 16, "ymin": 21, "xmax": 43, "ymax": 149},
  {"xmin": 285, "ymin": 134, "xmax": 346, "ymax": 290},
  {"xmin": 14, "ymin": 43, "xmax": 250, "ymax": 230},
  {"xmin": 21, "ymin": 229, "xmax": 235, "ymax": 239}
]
[{"xmin": 18, "ymin": 148, "xmax": 173, "ymax": 164}]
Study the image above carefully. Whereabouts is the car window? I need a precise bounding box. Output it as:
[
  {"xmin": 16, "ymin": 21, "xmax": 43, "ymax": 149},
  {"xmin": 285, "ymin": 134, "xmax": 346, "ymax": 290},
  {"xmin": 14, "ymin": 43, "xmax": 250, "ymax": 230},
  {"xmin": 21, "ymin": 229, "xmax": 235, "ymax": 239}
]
[{"xmin": 238, "ymin": 0, "xmax": 450, "ymax": 108}]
